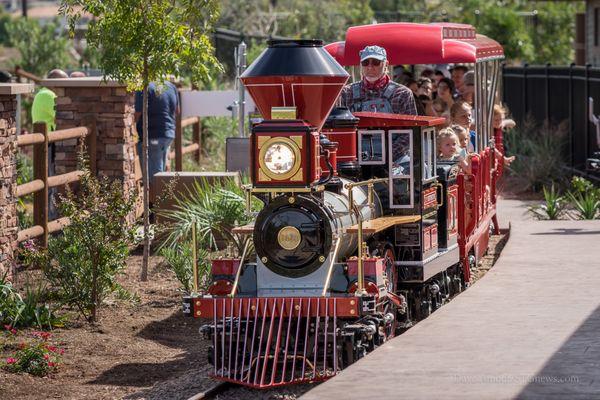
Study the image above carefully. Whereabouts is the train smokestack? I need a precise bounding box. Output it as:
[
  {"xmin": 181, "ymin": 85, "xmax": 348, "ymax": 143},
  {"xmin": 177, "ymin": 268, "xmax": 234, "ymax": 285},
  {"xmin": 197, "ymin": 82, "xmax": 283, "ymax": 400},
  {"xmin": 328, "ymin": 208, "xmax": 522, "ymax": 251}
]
[{"xmin": 240, "ymin": 39, "xmax": 349, "ymax": 130}]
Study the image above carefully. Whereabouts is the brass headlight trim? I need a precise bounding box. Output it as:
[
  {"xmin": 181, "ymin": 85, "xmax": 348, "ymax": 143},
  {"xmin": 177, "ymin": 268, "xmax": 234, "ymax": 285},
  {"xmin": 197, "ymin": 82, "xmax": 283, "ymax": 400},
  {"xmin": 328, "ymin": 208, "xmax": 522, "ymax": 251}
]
[{"xmin": 258, "ymin": 136, "xmax": 302, "ymax": 181}]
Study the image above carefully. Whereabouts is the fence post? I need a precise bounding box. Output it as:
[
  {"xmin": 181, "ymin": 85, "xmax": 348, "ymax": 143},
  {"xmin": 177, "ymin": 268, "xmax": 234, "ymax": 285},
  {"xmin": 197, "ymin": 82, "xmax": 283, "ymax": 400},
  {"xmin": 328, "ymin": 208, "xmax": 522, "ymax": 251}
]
[
  {"xmin": 585, "ymin": 64, "xmax": 591, "ymax": 161},
  {"xmin": 522, "ymin": 63, "xmax": 528, "ymax": 126},
  {"xmin": 175, "ymin": 110, "xmax": 183, "ymax": 171},
  {"xmin": 193, "ymin": 118, "xmax": 202, "ymax": 165},
  {"xmin": 569, "ymin": 63, "xmax": 574, "ymax": 168},
  {"xmin": 32, "ymin": 122, "xmax": 48, "ymax": 248},
  {"xmin": 545, "ymin": 63, "xmax": 551, "ymax": 123}
]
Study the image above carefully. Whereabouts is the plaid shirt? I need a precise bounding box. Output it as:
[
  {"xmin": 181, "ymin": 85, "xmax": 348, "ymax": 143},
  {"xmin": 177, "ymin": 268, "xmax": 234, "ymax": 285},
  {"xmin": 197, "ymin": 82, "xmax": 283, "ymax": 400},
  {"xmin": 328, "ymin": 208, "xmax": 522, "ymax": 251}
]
[{"xmin": 340, "ymin": 81, "xmax": 418, "ymax": 116}]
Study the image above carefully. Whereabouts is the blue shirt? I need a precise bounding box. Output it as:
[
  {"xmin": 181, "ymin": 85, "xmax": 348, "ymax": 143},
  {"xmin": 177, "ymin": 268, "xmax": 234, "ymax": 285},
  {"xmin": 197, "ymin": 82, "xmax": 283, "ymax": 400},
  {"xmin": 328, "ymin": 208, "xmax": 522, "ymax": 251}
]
[{"xmin": 135, "ymin": 82, "xmax": 178, "ymax": 140}]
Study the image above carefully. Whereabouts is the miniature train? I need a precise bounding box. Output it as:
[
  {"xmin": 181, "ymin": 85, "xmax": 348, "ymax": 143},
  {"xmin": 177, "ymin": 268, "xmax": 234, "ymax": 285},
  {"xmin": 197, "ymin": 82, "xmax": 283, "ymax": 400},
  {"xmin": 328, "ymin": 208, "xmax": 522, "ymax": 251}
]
[{"xmin": 183, "ymin": 22, "xmax": 506, "ymax": 388}]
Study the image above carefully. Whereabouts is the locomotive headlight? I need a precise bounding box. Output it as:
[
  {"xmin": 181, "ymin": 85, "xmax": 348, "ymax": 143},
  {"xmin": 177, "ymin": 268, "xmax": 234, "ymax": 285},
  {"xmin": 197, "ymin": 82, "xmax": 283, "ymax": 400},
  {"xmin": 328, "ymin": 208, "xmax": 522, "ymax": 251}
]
[
  {"xmin": 264, "ymin": 143, "xmax": 295, "ymax": 174},
  {"xmin": 258, "ymin": 137, "xmax": 302, "ymax": 180}
]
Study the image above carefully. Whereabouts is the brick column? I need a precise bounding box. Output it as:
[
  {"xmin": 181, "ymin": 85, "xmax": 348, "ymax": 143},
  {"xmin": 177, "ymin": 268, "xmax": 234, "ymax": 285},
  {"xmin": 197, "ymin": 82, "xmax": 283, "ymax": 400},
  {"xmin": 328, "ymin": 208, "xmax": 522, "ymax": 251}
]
[
  {"xmin": 0, "ymin": 83, "xmax": 35, "ymax": 277},
  {"xmin": 40, "ymin": 78, "xmax": 138, "ymax": 197}
]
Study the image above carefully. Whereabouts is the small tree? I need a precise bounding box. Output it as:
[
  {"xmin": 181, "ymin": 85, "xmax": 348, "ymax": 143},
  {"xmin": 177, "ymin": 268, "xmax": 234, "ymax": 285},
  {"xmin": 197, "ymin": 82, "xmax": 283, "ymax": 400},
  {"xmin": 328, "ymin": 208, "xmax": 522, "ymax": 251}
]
[
  {"xmin": 60, "ymin": 0, "xmax": 221, "ymax": 280},
  {"xmin": 24, "ymin": 169, "xmax": 137, "ymax": 323}
]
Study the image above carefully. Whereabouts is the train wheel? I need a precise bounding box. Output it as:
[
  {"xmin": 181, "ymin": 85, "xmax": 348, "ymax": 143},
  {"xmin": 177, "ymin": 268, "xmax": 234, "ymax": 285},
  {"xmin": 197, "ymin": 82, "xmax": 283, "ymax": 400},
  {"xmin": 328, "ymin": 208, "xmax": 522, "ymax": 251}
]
[{"xmin": 374, "ymin": 242, "xmax": 398, "ymax": 339}]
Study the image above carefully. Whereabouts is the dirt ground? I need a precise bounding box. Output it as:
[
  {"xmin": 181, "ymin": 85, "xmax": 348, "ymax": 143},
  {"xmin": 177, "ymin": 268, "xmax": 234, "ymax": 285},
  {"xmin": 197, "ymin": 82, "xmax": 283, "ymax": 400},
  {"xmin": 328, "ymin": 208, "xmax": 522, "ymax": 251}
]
[
  {"xmin": 0, "ymin": 256, "xmax": 213, "ymax": 400},
  {"xmin": 0, "ymin": 231, "xmax": 508, "ymax": 400}
]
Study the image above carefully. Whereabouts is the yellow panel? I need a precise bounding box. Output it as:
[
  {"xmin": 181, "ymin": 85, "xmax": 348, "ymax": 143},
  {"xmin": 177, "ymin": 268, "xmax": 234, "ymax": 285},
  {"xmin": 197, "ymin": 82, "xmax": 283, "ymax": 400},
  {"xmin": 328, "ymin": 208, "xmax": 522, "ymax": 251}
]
[
  {"xmin": 290, "ymin": 168, "xmax": 303, "ymax": 181},
  {"xmin": 258, "ymin": 169, "xmax": 272, "ymax": 181},
  {"xmin": 271, "ymin": 107, "xmax": 297, "ymax": 119},
  {"xmin": 291, "ymin": 136, "xmax": 303, "ymax": 149},
  {"xmin": 257, "ymin": 135, "xmax": 270, "ymax": 149},
  {"xmin": 346, "ymin": 215, "xmax": 422, "ymax": 234}
]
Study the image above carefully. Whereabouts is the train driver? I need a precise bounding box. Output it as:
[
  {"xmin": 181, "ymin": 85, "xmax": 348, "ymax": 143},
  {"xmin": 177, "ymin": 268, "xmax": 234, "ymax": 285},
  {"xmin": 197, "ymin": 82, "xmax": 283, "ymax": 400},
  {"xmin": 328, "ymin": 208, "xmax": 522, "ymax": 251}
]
[{"xmin": 340, "ymin": 45, "xmax": 418, "ymax": 116}]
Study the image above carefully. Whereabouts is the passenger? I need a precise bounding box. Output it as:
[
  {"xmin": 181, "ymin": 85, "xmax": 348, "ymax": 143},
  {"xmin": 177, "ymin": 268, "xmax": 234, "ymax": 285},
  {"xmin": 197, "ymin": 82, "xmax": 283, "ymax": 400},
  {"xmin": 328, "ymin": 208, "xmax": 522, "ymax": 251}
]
[
  {"xmin": 340, "ymin": 45, "xmax": 417, "ymax": 115},
  {"xmin": 493, "ymin": 103, "xmax": 516, "ymax": 131},
  {"xmin": 436, "ymin": 127, "xmax": 470, "ymax": 172},
  {"xmin": 460, "ymin": 70, "xmax": 474, "ymax": 105},
  {"xmin": 452, "ymin": 124, "xmax": 471, "ymax": 155},
  {"xmin": 436, "ymin": 77, "xmax": 455, "ymax": 109},
  {"xmin": 493, "ymin": 104, "xmax": 516, "ymax": 166},
  {"xmin": 417, "ymin": 78, "xmax": 433, "ymax": 98},
  {"xmin": 451, "ymin": 65, "xmax": 469, "ymax": 94},
  {"xmin": 437, "ymin": 127, "xmax": 460, "ymax": 161},
  {"xmin": 404, "ymin": 78, "xmax": 418, "ymax": 95},
  {"xmin": 450, "ymin": 101, "xmax": 475, "ymax": 150},
  {"xmin": 432, "ymin": 98, "xmax": 450, "ymax": 125},
  {"xmin": 420, "ymin": 67, "xmax": 435, "ymax": 79}
]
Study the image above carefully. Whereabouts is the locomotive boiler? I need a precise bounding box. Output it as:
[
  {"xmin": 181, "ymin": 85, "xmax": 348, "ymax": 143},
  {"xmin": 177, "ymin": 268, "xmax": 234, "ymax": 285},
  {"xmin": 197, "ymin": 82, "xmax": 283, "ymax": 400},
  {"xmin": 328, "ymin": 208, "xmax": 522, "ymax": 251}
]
[{"xmin": 183, "ymin": 23, "xmax": 506, "ymax": 389}]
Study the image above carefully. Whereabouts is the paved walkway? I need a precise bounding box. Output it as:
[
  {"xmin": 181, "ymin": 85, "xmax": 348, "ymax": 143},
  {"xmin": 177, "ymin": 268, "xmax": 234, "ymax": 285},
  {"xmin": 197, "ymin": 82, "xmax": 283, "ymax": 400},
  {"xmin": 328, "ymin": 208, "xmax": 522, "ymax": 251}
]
[{"xmin": 302, "ymin": 199, "xmax": 600, "ymax": 400}]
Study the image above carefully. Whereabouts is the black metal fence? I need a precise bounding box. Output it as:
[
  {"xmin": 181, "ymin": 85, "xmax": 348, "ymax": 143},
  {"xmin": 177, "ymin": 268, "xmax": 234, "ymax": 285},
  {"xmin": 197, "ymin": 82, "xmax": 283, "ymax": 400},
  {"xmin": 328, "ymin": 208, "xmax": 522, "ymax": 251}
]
[{"xmin": 501, "ymin": 64, "xmax": 600, "ymax": 171}]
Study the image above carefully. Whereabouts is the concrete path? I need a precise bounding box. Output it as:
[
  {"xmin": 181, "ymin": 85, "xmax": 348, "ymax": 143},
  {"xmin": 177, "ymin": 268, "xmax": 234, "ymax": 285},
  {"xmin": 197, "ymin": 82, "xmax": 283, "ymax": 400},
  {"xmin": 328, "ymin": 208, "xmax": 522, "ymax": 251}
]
[{"xmin": 302, "ymin": 201, "xmax": 600, "ymax": 400}]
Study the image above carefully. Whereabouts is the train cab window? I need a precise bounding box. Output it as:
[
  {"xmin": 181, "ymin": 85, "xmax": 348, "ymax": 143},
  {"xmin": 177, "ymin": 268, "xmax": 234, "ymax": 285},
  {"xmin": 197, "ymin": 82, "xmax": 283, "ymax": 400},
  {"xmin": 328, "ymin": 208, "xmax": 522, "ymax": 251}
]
[
  {"xmin": 422, "ymin": 128, "xmax": 436, "ymax": 181},
  {"xmin": 389, "ymin": 130, "xmax": 413, "ymax": 208},
  {"xmin": 358, "ymin": 130, "xmax": 385, "ymax": 164}
]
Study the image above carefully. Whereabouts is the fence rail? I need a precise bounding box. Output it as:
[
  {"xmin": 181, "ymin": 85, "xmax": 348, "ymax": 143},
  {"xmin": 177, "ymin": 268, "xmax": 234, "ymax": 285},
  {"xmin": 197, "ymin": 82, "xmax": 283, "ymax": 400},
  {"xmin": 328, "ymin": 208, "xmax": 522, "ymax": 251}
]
[
  {"xmin": 502, "ymin": 64, "xmax": 600, "ymax": 170},
  {"xmin": 16, "ymin": 121, "xmax": 96, "ymax": 246},
  {"xmin": 170, "ymin": 112, "xmax": 202, "ymax": 171}
]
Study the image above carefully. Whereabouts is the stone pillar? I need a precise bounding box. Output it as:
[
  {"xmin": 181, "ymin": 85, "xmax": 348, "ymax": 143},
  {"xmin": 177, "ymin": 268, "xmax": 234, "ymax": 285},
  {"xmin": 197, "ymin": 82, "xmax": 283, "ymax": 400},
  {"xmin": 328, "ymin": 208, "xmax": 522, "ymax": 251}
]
[
  {"xmin": 0, "ymin": 83, "xmax": 35, "ymax": 277},
  {"xmin": 40, "ymin": 78, "xmax": 138, "ymax": 197}
]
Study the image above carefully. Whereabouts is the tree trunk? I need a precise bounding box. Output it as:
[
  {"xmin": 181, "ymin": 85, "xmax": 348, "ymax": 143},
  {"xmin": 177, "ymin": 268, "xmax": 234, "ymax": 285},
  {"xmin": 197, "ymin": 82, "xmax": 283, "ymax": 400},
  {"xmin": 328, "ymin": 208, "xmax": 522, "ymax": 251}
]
[
  {"xmin": 141, "ymin": 74, "xmax": 150, "ymax": 281},
  {"xmin": 90, "ymin": 250, "xmax": 98, "ymax": 323}
]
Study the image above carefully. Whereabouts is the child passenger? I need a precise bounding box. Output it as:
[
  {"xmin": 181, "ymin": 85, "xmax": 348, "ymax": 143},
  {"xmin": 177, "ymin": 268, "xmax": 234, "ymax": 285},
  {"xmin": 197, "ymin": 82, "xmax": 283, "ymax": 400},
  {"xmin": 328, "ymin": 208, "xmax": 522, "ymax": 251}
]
[
  {"xmin": 436, "ymin": 127, "xmax": 470, "ymax": 172},
  {"xmin": 492, "ymin": 104, "xmax": 516, "ymax": 166}
]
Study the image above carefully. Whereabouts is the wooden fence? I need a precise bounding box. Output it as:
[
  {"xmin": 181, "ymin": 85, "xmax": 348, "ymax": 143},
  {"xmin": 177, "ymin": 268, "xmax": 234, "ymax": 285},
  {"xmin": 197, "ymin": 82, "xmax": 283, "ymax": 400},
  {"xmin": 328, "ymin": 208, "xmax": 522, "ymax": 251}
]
[
  {"xmin": 170, "ymin": 113, "xmax": 202, "ymax": 171},
  {"xmin": 16, "ymin": 121, "xmax": 96, "ymax": 247}
]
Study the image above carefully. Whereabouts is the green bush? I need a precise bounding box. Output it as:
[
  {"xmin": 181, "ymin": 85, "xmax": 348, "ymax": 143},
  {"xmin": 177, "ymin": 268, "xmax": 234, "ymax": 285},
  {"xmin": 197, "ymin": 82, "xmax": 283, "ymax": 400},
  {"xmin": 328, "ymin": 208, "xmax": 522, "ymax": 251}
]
[
  {"xmin": 160, "ymin": 242, "xmax": 211, "ymax": 294},
  {"xmin": 567, "ymin": 177, "xmax": 600, "ymax": 220},
  {"xmin": 158, "ymin": 178, "xmax": 250, "ymax": 254},
  {"xmin": 504, "ymin": 119, "xmax": 568, "ymax": 192},
  {"xmin": 0, "ymin": 272, "xmax": 63, "ymax": 330},
  {"xmin": 529, "ymin": 184, "xmax": 566, "ymax": 220},
  {"xmin": 23, "ymin": 169, "xmax": 136, "ymax": 323},
  {"xmin": 200, "ymin": 117, "xmax": 238, "ymax": 170}
]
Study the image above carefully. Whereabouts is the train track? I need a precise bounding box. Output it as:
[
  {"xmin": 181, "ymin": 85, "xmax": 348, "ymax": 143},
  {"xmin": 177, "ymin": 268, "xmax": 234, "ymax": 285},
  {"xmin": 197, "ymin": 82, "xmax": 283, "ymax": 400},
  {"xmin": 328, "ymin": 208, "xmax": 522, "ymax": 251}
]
[{"xmin": 186, "ymin": 381, "xmax": 231, "ymax": 400}]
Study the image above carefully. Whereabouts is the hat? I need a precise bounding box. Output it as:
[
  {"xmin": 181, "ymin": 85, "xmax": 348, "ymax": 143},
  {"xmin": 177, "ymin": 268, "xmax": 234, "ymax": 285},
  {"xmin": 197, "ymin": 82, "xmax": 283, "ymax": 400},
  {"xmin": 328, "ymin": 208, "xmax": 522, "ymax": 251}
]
[
  {"xmin": 359, "ymin": 45, "xmax": 387, "ymax": 62},
  {"xmin": 463, "ymin": 70, "xmax": 474, "ymax": 86}
]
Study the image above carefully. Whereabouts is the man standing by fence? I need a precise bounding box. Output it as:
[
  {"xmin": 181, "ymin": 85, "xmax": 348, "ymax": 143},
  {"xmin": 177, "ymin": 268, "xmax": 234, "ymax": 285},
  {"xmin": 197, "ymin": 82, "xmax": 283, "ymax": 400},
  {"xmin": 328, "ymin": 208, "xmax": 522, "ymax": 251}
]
[{"xmin": 134, "ymin": 81, "xmax": 179, "ymax": 183}]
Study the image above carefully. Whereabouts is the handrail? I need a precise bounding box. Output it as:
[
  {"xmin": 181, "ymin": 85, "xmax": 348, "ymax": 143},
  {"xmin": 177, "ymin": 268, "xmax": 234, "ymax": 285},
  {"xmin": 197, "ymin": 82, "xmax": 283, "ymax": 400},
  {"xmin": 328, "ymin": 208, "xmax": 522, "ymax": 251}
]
[{"xmin": 344, "ymin": 177, "xmax": 388, "ymax": 295}]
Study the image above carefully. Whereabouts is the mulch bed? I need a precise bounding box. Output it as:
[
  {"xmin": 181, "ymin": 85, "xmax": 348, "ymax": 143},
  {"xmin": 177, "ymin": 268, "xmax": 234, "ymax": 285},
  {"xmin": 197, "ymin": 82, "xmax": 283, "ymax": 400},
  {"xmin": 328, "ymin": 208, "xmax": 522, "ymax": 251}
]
[{"xmin": 0, "ymin": 256, "xmax": 211, "ymax": 400}]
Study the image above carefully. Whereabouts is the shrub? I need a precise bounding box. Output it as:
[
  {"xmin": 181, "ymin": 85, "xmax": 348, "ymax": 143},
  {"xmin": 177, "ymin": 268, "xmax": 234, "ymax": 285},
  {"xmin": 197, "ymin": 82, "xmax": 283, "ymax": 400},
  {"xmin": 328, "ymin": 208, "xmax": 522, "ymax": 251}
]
[
  {"xmin": 504, "ymin": 119, "xmax": 568, "ymax": 192},
  {"xmin": 157, "ymin": 178, "xmax": 250, "ymax": 254},
  {"xmin": 567, "ymin": 177, "xmax": 600, "ymax": 220},
  {"xmin": 160, "ymin": 242, "xmax": 211, "ymax": 294},
  {"xmin": 0, "ymin": 271, "xmax": 63, "ymax": 330},
  {"xmin": 529, "ymin": 184, "xmax": 566, "ymax": 220},
  {"xmin": 2, "ymin": 330, "xmax": 64, "ymax": 377},
  {"xmin": 24, "ymin": 170, "xmax": 136, "ymax": 323}
]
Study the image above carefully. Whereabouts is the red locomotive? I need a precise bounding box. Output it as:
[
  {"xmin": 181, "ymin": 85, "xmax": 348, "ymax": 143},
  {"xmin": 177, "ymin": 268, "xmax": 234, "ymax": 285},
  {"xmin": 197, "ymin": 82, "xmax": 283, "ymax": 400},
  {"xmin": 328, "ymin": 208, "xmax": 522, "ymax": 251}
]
[{"xmin": 183, "ymin": 23, "xmax": 505, "ymax": 388}]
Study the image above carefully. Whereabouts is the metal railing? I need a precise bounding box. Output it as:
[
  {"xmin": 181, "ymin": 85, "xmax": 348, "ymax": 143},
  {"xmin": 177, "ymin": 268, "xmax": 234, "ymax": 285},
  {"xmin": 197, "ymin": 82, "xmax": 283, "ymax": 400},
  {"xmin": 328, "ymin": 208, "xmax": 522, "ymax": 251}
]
[{"xmin": 16, "ymin": 121, "xmax": 96, "ymax": 247}]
